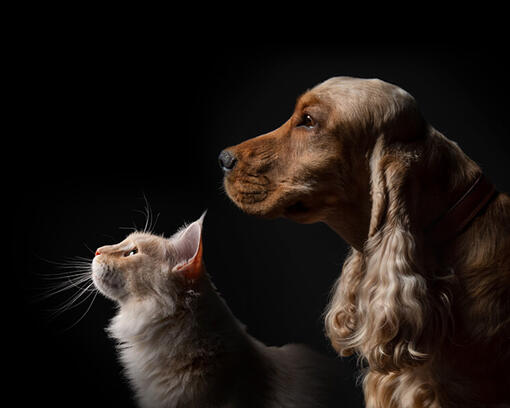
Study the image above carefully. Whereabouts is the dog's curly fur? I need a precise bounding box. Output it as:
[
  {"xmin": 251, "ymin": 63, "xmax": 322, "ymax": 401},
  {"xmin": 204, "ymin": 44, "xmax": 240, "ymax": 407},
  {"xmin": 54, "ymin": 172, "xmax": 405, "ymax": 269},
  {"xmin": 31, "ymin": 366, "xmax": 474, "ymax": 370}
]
[{"xmin": 222, "ymin": 77, "xmax": 510, "ymax": 407}]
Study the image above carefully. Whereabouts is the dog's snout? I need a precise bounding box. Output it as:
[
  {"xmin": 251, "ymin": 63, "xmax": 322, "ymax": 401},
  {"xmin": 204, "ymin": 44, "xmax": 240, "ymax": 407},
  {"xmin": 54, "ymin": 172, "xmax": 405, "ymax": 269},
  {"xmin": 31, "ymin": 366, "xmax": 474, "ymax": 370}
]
[{"xmin": 218, "ymin": 150, "xmax": 237, "ymax": 172}]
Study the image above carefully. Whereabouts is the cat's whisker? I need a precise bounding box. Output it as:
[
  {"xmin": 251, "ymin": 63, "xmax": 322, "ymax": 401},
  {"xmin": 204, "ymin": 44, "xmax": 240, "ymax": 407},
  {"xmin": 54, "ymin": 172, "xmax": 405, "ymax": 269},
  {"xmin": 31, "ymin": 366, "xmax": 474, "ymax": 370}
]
[
  {"xmin": 39, "ymin": 275, "xmax": 89, "ymax": 294},
  {"xmin": 142, "ymin": 194, "xmax": 152, "ymax": 233},
  {"xmin": 39, "ymin": 266, "xmax": 90, "ymax": 275},
  {"xmin": 36, "ymin": 278, "xmax": 92, "ymax": 303},
  {"xmin": 48, "ymin": 281, "xmax": 96, "ymax": 318},
  {"xmin": 48, "ymin": 268, "xmax": 90, "ymax": 279},
  {"xmin": 152, "ymin": 213, "xmax": 160, "ymax": 233},
  {"xmin": 70, "ymin": 260, "xmax": 93, "ymax": 264},
  {"xmin": 35, "ymin": 254, "xmax": 101, "ymax": 331},
  {"xmin": 39, "ymin": 267, "xmax": 91, "ymax": 277},
  {"xmin": 133, "ymin": 210, "xmax": 151, "ymax": 233},
  {"xmin": 64, "ymin": 263, "xmax": 91, "ymax": 270},
  {"xmin": 42, "ymin": 255, "xmax": 92, "ymax": 264},
  {"xmin": 59, "ymin": 281, "xmax": 95, "ymax": 309},
  {"xmin": 35, "ymin": 268, "xmax": 92, "ymax": 301},
  {"xmin": 82, "ymin": 243, "xmax": 96, "ymax": 256},
  {"xmin": 39, "ymin": 271, "xmax": 91, "ymax": 281},
  {"xmin": 63, "ymin": 290, "xmax": 100, "ymax": 331},
  {"xmin": 119, "ymin": 226, "xmax": 138, "ymax": 232},
  {"xmin": 37, "ymin": 257, "xmax": 92, "ymax": 281},
  {"xmin": 132, "ymin": 194, "xmax": 160, "ymax": 234}
]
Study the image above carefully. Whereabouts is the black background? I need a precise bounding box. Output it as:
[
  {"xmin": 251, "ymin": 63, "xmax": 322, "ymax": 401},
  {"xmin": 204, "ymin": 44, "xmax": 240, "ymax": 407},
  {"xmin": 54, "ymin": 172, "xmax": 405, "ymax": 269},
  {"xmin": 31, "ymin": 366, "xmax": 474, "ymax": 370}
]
[{"xmin": 12, "ymin": 23, "xmax": 510, "ymax": 408}]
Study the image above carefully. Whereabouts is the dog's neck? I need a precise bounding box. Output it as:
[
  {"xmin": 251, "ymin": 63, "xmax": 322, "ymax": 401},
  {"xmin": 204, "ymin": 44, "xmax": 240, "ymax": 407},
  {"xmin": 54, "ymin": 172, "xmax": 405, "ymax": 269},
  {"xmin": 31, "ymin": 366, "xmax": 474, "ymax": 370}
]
[
  {"xmin": 424, "ymin": 174, "xmax": 498, "ymax": 246},
  {"xmin": 326, "ymin": 207, "xmax": 370, "ymax": 252},
  {"xmin": 326, "ymin": 129, "xmax": 484, "ymax": 253}
]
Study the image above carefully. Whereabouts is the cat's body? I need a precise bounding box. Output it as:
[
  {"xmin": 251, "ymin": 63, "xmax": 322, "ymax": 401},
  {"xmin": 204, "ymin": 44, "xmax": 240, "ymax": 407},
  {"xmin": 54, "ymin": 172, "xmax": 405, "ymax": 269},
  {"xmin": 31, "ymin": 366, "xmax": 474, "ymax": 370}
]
[{"xmin": 92, "ymin": 215, "xmax": 351, "ymax": 408}]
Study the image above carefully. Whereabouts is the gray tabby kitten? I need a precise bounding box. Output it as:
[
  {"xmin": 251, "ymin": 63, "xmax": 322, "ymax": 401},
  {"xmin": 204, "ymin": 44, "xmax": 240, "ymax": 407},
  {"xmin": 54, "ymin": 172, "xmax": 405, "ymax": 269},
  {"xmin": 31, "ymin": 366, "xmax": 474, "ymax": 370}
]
[{"xmin": 92, "ymin": 213, "xmax": 350, "ymax": 408}]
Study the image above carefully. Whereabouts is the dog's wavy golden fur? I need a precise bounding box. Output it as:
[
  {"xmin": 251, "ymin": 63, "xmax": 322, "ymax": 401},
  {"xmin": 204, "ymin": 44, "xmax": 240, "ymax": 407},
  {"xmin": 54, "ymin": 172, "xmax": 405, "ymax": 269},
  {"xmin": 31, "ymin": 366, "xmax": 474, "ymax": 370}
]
[{"xmin": 221, "ymin": 77, "xmax": 510, "ymax": 407}]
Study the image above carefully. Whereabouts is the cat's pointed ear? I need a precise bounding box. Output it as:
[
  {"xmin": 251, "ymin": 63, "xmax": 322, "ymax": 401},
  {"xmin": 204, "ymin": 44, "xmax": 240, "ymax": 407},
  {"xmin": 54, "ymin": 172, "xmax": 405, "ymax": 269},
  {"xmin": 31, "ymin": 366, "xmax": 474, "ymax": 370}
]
[{"xmin": 171, "ymin": 211, "xmax": 207, "ymax": 280}]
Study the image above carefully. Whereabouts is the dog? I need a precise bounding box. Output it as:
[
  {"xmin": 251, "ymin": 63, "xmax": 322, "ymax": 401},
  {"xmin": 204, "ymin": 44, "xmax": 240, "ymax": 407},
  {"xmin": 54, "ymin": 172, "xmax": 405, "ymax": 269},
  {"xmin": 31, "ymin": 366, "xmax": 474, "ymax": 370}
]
[{"xmin": 219, "ymin": 77, "xmax": 510, "ymax": 407}]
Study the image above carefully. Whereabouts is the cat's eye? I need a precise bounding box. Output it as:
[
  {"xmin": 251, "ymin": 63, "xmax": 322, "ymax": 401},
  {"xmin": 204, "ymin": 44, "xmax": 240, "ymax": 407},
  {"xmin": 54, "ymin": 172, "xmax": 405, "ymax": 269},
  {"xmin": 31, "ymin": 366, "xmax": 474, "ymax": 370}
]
[{"xmin": 125, "ymin": 247, "xmax": 138, "ymax": 257}]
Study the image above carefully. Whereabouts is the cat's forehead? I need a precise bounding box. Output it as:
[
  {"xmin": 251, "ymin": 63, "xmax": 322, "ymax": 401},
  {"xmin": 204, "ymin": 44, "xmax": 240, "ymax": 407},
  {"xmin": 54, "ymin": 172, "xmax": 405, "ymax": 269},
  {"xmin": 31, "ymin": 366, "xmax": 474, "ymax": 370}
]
[{"xmin": 126, "ymin": 231, "xmax": 166, "ymax": 245}]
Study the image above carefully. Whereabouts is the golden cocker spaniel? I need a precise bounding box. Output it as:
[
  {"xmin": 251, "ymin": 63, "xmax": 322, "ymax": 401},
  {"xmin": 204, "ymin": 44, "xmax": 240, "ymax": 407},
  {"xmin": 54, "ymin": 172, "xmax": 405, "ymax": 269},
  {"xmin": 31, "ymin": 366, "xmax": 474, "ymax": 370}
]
[{"xmin": 220, "ymin": 77, "xmax": 510, "ymax": 407}]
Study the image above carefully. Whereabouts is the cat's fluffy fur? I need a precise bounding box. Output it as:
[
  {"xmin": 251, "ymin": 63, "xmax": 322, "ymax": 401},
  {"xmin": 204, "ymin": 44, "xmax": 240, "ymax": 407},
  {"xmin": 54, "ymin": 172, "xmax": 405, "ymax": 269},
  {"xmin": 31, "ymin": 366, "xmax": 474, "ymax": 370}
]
[{"xmin": 93, "ymin": 215, "xmax": 351, "ymax": 408}]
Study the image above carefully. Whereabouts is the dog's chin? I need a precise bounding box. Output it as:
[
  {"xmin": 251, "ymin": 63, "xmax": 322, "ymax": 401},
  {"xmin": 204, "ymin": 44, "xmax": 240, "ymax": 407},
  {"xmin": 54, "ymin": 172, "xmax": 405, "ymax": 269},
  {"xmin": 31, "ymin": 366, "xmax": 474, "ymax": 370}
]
[
  {"xmin": 229, "ymin": 195, "xmax": 282, "ymax": 219},
  {"xmin": 226, "ymin": 185, "xmax": 319, "ymax": 223}
]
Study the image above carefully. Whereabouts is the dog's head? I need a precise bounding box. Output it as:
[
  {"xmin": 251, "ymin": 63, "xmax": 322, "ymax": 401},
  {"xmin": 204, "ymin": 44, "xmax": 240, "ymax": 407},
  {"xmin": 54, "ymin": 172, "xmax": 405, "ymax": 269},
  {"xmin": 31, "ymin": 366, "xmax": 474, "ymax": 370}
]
[{"xmin": 220, "ymin": 77, "xmax": 425, "ymax": 245}]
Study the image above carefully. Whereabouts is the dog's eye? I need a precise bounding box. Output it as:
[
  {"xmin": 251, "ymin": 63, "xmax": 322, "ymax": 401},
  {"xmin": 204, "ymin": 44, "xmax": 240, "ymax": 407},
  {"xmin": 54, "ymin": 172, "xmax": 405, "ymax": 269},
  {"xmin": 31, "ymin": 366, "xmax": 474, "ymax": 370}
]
[
  {"xmin": 124, "ymin": 248, "xmax": 138, "ymax": 257},
  {"xmin": 298, "ymin": 114, "xmax": 315, "ymax": 128}
]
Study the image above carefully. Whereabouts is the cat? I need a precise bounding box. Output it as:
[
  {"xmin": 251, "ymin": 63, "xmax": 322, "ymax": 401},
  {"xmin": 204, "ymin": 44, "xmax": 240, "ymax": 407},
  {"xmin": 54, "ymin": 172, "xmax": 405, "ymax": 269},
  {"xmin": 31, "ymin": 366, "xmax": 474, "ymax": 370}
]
[{"xmin": 91, "ymin": 212, "xmax": 353, "ymax": 408}]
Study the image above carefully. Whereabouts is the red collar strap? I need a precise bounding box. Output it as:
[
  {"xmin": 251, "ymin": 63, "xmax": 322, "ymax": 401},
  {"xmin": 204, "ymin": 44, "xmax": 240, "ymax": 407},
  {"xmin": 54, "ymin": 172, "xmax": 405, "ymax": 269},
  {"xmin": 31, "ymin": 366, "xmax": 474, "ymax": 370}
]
[{"xmin": 425, "ymin": 174, "xmax": 498, "ymax": 245}]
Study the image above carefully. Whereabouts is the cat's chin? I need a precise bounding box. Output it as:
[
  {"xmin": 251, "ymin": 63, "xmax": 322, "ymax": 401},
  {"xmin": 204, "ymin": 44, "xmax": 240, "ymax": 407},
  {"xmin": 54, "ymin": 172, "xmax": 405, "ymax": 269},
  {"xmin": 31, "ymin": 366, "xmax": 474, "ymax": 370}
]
[{"xmin": 92, "ymin": 260, "xmax": 127, "ymax": 301}]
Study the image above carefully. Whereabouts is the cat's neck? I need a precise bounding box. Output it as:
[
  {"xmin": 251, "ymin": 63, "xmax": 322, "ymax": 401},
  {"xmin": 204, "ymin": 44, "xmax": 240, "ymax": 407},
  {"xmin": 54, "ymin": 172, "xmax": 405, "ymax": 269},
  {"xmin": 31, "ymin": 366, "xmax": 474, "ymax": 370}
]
[{"xmin": 108, "ymin": 272, "xmax": 254, "ymax": 407}]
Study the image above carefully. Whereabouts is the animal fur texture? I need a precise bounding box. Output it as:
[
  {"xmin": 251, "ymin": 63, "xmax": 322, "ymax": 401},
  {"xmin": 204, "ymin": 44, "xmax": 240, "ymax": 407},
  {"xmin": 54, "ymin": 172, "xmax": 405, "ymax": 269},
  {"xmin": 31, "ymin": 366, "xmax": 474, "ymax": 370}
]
[
  {"xmin": 221, "ymin": 77, "xmax": 510, "ymax": 407},
  {"xmin": 92, "ymin": 213, "xmax": 351, "ymax": 408}
]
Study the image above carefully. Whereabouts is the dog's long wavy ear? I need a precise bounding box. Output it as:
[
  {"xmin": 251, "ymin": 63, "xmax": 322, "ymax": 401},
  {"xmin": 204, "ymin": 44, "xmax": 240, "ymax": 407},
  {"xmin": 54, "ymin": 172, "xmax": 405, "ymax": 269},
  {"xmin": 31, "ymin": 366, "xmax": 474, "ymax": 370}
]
[
  {"xmin": 357, "ymin": 138, "xmax": 432, "ymax": 371},
  {"xmin": 326, "ymin": 136, "xmax": 434, "ymax": 371},
  {"xmin": 325, "ymin": 248, "xmax": 365, "ymax": 357}
]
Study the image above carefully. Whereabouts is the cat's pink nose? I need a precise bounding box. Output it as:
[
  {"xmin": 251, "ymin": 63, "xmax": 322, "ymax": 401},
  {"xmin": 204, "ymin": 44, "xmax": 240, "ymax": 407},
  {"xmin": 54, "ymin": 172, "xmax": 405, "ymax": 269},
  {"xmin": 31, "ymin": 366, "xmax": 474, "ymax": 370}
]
[{"xmin": 95, "ymin": 250, "xmax": 101, "ymax": 256}]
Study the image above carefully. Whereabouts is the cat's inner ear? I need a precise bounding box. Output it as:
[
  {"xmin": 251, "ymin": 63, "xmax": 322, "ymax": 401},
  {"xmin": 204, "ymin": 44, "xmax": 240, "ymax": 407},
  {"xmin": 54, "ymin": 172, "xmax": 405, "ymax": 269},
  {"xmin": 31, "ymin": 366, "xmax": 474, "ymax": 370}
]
[{"xmin": 171, "ymin": 212, "xmax": 206, "ymax": 280}]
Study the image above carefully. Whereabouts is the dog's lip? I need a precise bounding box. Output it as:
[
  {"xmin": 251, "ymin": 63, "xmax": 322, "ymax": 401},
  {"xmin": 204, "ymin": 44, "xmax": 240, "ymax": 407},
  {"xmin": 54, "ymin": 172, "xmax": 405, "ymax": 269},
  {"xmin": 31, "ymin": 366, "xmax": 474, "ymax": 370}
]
[
  {"xmin": 224, "ymin": 171, "xmax": 271, "ymax": 186},
  {"xmin": 224, "ymin": 174, "xmax": 313, "ymax": 218},
  {"xmin": 238, "ymin": 190, "xmax": 268, "ymax": 204},
  {"xmin": 224, "ymin": 176, "xmax": 271, "ymax": 204}
]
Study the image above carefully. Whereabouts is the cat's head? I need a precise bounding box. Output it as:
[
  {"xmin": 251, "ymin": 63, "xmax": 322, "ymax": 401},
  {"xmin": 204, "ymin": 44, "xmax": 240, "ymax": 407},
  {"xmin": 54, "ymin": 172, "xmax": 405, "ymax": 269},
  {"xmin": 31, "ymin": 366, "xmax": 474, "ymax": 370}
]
[{"xmin": 92, "ymin": 212, "xmax": 206, "ymax": 304}]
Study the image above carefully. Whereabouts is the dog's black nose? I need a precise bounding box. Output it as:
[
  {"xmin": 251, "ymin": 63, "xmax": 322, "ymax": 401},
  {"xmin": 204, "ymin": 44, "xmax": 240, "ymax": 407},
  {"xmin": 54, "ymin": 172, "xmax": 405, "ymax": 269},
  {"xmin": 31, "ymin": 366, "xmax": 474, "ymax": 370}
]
[{"xmin": 218, "ymin": 150, "xmax": 237, "ymax": 171}]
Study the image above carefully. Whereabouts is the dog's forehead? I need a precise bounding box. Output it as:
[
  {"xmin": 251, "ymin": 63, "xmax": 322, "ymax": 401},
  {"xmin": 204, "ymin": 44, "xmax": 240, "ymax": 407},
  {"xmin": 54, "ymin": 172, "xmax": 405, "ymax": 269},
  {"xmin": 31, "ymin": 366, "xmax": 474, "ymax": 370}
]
[
  {"xmin": 313, "ymin": 77, "xmax": 411, "ymax": 100},
  {"xmin": 295, "ymin": 91, "xmax": 322, "ymax": 111},
  {"xmin": 294, "ymin": 78, "xmax": 369, "ymax": 116},
  {"xmin": 301, "ymin": 77, "xmax": 416, "ymax": 116},
  {"xmin": 313, "ymin": 77, "xmax": 379, "ymax": 98},
  {"xmin": 295, "ymin": 77, "xmax": 370, "ymax": 111}
]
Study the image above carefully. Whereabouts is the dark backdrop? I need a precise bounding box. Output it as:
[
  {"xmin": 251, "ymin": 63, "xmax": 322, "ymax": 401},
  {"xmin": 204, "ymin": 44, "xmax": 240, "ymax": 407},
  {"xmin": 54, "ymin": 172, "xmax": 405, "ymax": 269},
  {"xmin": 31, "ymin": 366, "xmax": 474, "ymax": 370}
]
[{"xmin": 13, "ymin": 37, "xmax": 509, "ymax": 408}]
